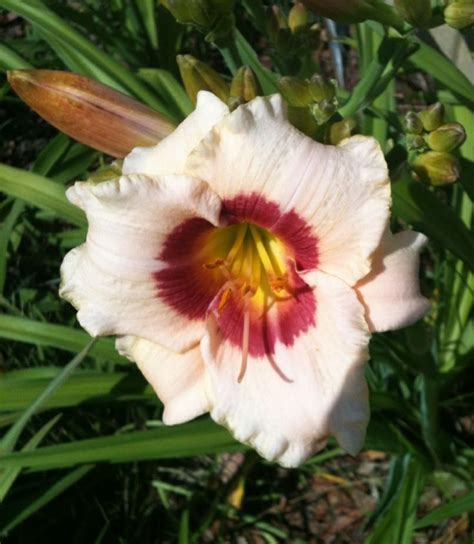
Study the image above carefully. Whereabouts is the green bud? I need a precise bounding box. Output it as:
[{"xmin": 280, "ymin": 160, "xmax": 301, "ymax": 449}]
[
  {"xmin": 229, "ymin": 66, "xmax": 262, "ymax": 110},
  {"xmin": 405, "ymin": 112, "xmax": 423, "ymax": 134},
  {"xmin": 277, "ymin": 76, "xmax": 313, "ymax": 107},
  {"xmin": 328, "ymin": 118, "xmax": 356, "ymax": 145},
  {"xmin": 177, "ymin": 54, "xmax": 229, "ymax": 105},
  {"xmin": 161, "ymin": 0, "xmax": 235, "ymax": 29},
  {"xmin": 88, "ymin": 160, "xmax": 122, "ymax": 183},
  {"xmin": 412, "ymin": 151, "xmax": 460, "ymax": 186},
  {"xmin": 288, "ymin": 2, "xmax": 309, "ymax": 34},
  {"xmin": 418, "ymin": 103, "xmax": 444, "ymax": 132},
  {"xmin": 308, "ymin": 74, "xmax": 336, "ymax": 102},
  {"xmin": 444, "ymin": 0, "xmax": 474, "ymax": 29},
  {"xmin": 394, "ymin": 0, "xmax": 432, "ymax": 27},
  {"xmin": 287, "ymin": 106, "xmax": 318, "ymax": 137},
  {"xmin": 426, "ymin": 122, "xmax": 466, "ymax": 152},
  {"xmin": 310, "ymin": 98, "xmax": 337, "ymax": 125},
  {"xmin": 407, "ymin": 134, "xmax": 428, "ymax": 151}
]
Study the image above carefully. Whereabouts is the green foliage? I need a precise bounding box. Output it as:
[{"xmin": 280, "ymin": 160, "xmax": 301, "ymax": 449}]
[{"xmin": 0, "ymin": 0, "xmax": 473, "ymax": 542}]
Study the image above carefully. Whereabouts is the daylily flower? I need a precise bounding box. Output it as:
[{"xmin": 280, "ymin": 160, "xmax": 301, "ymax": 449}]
[{"xmin": 60, "ymin": 92, "xmax": 430, "ymax": 466}]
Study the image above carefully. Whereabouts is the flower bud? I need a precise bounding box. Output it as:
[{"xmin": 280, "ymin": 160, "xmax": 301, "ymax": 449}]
[
  {"xmin": 310, "ymin": 98, "xmax": 337, "ymax": 125},
  {"xmin": 7, "ymin": 70, "xmax": 175, "ymax": 158},
  {"xmin": 407, "ymin": 134, "xmax": 428, "ymax": 151},
  {"xmin": 418, "ymin": 103, "xmax": 444, "ymax": 133},
  {"xmin": 266, "ymin": 5, "xmax": 288, "ymax": 42},
  {"xmin": 277, "ymin": 76, "xmax": 313, "ymax": 107},
  {"xmin": 426, "ymin": 122, "xmax": 466, "ymax": 152},
  {"xmin": 161, "ymin": 0, "xmax": 235, "ymax": 29},
  {"xmin": 287, "ymin": 106, "xmax": 318, "ymax": 137},
  {"xmin": 229, "ymin": 66, "xmax": 261, "ymax": 110},
  {"xmin": 444, "ymin": 0, "xmax": 474, "ymax": 29},
  {"xmin": 308, "ymin": 74, "xmax": 336, "ymax": 102},
  {"xmin": 394, "ymin": 0, "xmax": 432, "ymax": 27},
  {"xmin": 177, "ymin": 55, "xmax": 229, "ymax": 105},
  {"xmin": 412, "ymin": 151, "xmax": 460, "ymax": 186},
  {"xmin": 328, "ymin": 118, "xmax": 356, "ymax": 145},
  {"xmin": 289, "ymin": 2, "xmax": 309, "ymax": 34},
  {"xmin": 405, "ymin": 111, "xmax": 423, "ymax": 134}
]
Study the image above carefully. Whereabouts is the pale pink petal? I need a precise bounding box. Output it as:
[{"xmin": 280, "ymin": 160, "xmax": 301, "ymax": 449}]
[
  {"xmin": 60, "ymin": 173, "xmax": 221, "ymax": 352},
  {"xmin": 123, "ymin": 91, "xmax": 229, "ymax": 176},
  {"xmin": 185, "ymin": 95, "xmax": 390, "ymax": 285},
  {"xmin": 117, "ymin": 336, "xmax": 210, "ymax": 424},
  {"xmin": 356, "ymin": 231, "xmax": 431, "ymax": 332},
  {"xmin": 201, "ymin": 270, "xmax": 370, "ymax": 467}
]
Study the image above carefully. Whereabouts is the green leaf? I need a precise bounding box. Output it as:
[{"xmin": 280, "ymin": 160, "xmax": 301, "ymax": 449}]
[
  {"xmin": 0, "ymin": 368, "xmax": 151, "ymax": 412},
  {"xmin": 392, "ymin": 172, "xmax": 474, "ymax": 272},
  {"xmin": 0, "ymin": 163, "xmax": 86, "ymax": 227},
  {"xmin": 134, "ymin": 0, "xmax": 158, "ymax": 50},
  {"xmin": 415, "ymin": 490, "xmax": 474, "ymax": 529},
  {"xmin": 0, "ymin": 418, "xmax": 244, "ymax": 471},
  {"xmin": 365, "ymin": 455, "xmax": 427, "ymax": 544},
  {"xmin": 0, "ymin": 414, "xmax": 61, "ymax": 502},
  {"xmin": 0, "ymin": 315, "xmax": 125, "ymax": 365},
  {"xmin": 339, "ymin": 37, "xmax": 416, "ymax": 119},
  {"xmin": 0, "ymin": 43, "xmax": 33, "ymax": 70},
  {"xmin": 0, "ymin": 201, "xmax": 24, "ymax": 295},
  {"xmin": 139, "ymin": 68, "xmax": 193, "ymax": 119},
  {"xmin": 0, "ymin": 338, "xmax": 96, "ymax": 453}
]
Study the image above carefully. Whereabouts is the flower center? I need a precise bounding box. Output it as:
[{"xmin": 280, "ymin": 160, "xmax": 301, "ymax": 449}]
[
  {"xmin": 203, "ymin": 223, "xmax": 292, "ymax": 382},
  {"xmin": 204, "ymin": 223, "xmax": 291, "ymax": 308}
]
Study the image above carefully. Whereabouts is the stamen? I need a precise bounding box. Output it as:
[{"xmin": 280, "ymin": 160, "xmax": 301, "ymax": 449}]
[
  {"xmin": 203, "ymin": 259, "xmax": 225, "ymax": 269},
  {"xmin": 218, "ymin": 287, "xmax": 232, "ymax": 313},
  {"xmin": 249, "ymin": 225, "xmax": 277, "ymax": 277},
  {"xmin": 226, "ymin": 224, "xmax": 248, "ymax": 264},
  {"xmin": 237, "ymin": 292, "xmax": 251, "ymax": 383}
]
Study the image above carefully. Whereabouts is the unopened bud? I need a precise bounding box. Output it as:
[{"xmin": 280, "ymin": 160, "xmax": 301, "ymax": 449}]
[
  {"xmin": 407, "ymin": 134, "xmax": 428, "ymax": 151},
  {"xmin": 395, "ymin": 0, "xmax": 432, "ymax": 27},
  {"xmin": 418, "ymin": 103, "xmax": 444, "ymax": 132},
  {"xmin": 309, "ymin": 74, "xmax": 336, "ymax": 102},
  {"xmin": 310, "ymin": 98, "xmax": 337, "ymax": 125},
  {"xmin": 177, "ymin": 55, "xmax": 229, "ymax": 105},
  {"xmin": 7, "ymin": 70, "xmax": 175, "ymax": 158},
  {"xmin": 328, "ymin": 118, "xmax": 356, "ymax": 145},
  {"xmin": 405, "ymin": 111, "xmax": 423, "ymax": 134},
  {"xmin": 287, "ymin": 106, "xmax": 318, "ymax": 137},
  {"xmin": 277, "ymin": 76, "xmax": 312, "ymax": 107},
  {"xmin": 161, "ymin": 0, "xmax": 235, "ymax": 29},
  {"xmin": 426, "ymin": 122, "xmax": 466, "ymax": 152},
  {"xmin": 229, "ymin": 66, "xmax": 261, "ymax": 110},
  {"xmin": 289, "ymin": 3, "xmax": 309, "ymax": 34},
  {"xmin": 444, "ymin": 0, "xmax": 474, "ymax": 29},
  {"xmin": 267, "ymin": 5, "xmax": 288, "ymax": 42},
  {"xmin": 87, "ymin": 161, "xmax": 122, "ymax": 183},
  {"xmin": 412, "ymin": 151, "xmax": 460, "ymax": 186}
]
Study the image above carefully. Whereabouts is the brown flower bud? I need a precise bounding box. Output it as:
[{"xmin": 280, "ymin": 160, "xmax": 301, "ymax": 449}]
[{"xmin": 8, "ymin": 70, "xmax": 175, "ymax": 157}]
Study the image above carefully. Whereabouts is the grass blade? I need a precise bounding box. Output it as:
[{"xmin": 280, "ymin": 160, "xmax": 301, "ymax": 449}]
[
  {"xmin": 0, "ymin": 368, "xmax": 151, "ymax": 412},
  {"xmin": 0, "ymin": 338, "xmax": 97, "ymax": 453},
  {"xmin": 0, "ymin": 418, "xmax": 243, "ymax": 471},
  {"xmin": 0, "ymin": 163, "xmax": 86, "ymax": 227},
  {"xmin": 0, "ymin": 315, "xmax": 125, "ymax": 365}
]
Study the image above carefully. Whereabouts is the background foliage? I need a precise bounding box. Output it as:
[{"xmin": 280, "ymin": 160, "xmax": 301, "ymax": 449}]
[{"xmin": 0, "ymin": 0, "xmax": 473, "ymax": 542}]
